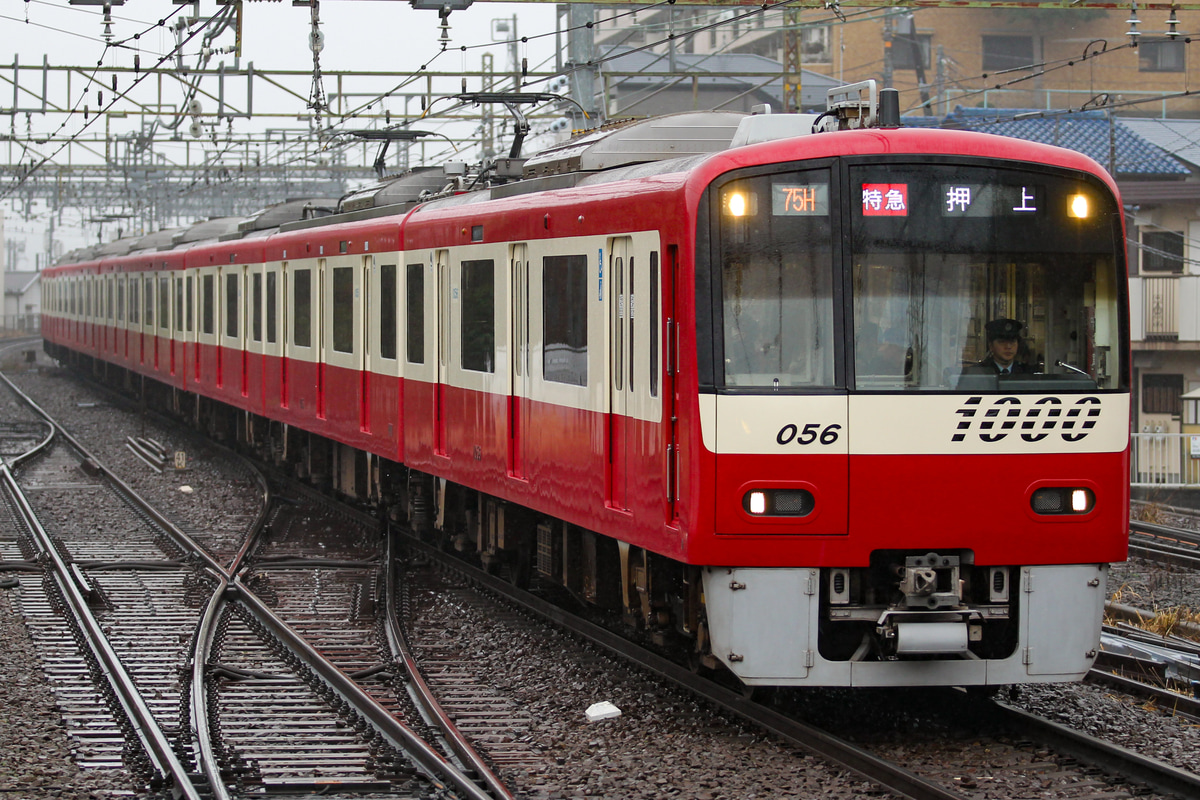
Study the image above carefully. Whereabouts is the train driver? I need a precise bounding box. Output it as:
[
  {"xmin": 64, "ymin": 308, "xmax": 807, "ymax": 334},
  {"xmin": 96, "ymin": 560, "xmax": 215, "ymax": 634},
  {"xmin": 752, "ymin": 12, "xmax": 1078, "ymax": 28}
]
[{"xmin": 969, "ymin": 318, "xmax": 1031, "ymax": 375}]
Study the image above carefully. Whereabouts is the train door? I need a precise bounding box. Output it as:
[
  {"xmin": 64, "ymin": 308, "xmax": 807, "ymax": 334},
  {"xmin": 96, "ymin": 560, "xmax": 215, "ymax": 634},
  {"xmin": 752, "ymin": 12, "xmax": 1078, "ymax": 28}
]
[
  {"xmin": 280, "ymin": 263, "xmax": 289, "ymax": 407},
  {"xmin": 435, "ymin": 249, "xmax": 450, "ymax": 456},
  {"xmin": 608, "ymin": 236, "xmax": 633, "ymax": 511},
  {"xmin": 317, "ymin": 258, "xmax": 327, "ymax": 419},
  {"xmin": 361, "ymin": 255, "xmax": 372, "ymax": 433},
  {"xmin": 509, "ymin": 243, "xmax": 529, "ymax": 478}
]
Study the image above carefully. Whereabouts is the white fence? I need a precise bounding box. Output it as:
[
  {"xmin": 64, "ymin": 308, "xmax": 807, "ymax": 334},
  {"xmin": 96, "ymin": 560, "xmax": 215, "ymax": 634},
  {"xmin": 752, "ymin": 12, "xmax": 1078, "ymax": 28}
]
[{"xmin": 1131, "ymin": 433, "xmax": 1200, "ymax": 488}]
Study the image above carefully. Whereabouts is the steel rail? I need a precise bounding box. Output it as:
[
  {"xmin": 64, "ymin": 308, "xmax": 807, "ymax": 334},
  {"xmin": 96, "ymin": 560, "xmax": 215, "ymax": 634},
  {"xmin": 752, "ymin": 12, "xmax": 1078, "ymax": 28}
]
[
  {"xmin": 401, "ymin": 535, "xmax": 971, "ymax": 800},
  {"xmin": 189, "ymin": 578, "xmax": 234, "ymax": 800},
  {"xmin": 384, "ymin": 530, "xmax": 516, "ymax": 800},
  {"xmin": 0, "ymin": 461, "xmax": 205, "ymax": 800},
  {"xmin": 989, "ymin": 699, "xmax": 1200, "ymax": 799},
  {"xmin": 229, "ymin": 574, "xmax": 496, "ymax": 800}
]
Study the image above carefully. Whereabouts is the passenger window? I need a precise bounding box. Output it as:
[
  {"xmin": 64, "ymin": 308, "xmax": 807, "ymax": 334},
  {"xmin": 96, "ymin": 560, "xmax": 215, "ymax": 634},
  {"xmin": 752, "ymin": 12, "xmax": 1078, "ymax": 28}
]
[
  {"xmin": 543, "ymin": 254, "xmax": 588, "ymax": 386},
  {"xmin": 406, "ymin": 264, "xmax": 424, "ymax": 364},
  {"xmin": 461, "ymin": 259, "xmax": 494, "ymax": 373}
]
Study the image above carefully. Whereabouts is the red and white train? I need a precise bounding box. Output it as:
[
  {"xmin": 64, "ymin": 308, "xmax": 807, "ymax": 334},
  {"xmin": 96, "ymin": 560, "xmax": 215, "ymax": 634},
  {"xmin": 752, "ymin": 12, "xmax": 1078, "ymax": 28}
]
[{"xmin": 42, "ymin": 87, "xmax": 1130, "ymax": 687}]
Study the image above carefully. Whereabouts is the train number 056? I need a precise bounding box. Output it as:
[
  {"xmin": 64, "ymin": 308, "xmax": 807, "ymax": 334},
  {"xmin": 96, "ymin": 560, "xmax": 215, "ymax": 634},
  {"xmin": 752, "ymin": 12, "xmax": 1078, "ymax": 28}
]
[{"xmin": 776, "ymin": 423, "xmax": 842, "ymax": 446}]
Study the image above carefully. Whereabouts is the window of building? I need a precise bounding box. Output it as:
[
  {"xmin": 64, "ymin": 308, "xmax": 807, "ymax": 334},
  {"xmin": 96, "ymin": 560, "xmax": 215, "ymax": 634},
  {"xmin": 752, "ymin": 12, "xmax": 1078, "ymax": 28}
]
[
  {"xmin": 1143, "ymin": 230, "xmax": 1185, "ymax": 273},
  {"xmin": 460, "ymin": 259, "xmax": 495, "ymax": 373},
  {"xmin": 1140, "ymin": 40, "xmax": 1185, "ymax": 72},
  {"xmin": 801, "ymin": 26, "xmax": 831, "ymax": 64},
  {"xmin": 332, "ymin": 266, "xmax": 353, "ymax": 353},
  {"xmin": 406, "ymin": 264, "xmax": 424, "ymax": 364},
  {"xmin": 982, "ymin": 35, "xmax": 1034, "ymax": 71},
  {"xmin": 543, "ymin": 254, "xmax": 589, "ymax": 386},
  {"xmin": 1143, "ymin": 373, "xmax": 1183, "ymax": 415},
  {"xmin": 380, "ymin": 264, "xmax": 397, "ymax": 361},
  {"xmin": 893, "ymin": 33, "xmax": 932, "ymax": 71}
]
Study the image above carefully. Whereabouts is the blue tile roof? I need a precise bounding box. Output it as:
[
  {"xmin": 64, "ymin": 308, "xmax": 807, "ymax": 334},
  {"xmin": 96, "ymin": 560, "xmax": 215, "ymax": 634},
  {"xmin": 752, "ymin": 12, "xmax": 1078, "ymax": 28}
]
[{"xmin": 940, "ymin": 107, "xmax": 1189, "ymax": 177}]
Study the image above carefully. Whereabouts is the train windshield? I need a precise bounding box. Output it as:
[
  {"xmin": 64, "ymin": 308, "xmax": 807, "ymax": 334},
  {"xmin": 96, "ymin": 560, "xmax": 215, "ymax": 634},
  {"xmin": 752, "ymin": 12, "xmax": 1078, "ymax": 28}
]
[
  {"xmin": 709, "ymin": 160, "xmax": 1126, "ymax": 392},
  {"xmin": 849, "ymin": 163, "xmax": 1126, "ymax": 392}
]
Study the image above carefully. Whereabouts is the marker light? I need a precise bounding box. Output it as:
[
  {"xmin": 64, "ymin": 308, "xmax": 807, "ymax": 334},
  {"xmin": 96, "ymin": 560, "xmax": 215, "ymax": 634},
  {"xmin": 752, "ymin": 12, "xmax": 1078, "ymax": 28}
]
[
  {"xmin": 1068, "ymin": 193, "xmax": 1090, "ymax": 219},
  {"xmin": 749, "ymin": 491, "xmax": 767, "ymax": 514},
  {"xmin": 1031, "ymin": 487, "xmax": 1095, "ymax": 515}
]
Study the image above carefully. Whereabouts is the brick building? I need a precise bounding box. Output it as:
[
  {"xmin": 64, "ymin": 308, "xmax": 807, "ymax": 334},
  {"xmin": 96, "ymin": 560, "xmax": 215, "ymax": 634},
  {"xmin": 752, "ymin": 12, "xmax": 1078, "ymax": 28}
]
[{"xmin": 593, "ymin": 6, "xmax": 1200, "ymax": 116}]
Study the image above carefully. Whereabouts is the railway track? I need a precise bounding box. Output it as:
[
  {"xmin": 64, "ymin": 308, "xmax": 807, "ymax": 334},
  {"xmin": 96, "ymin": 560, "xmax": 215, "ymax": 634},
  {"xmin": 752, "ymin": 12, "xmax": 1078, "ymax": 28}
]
[
  {"xmin": 5, "ymin": 349, "xmax": 1200, "ymax": 799},
  {"xmin": 0, "ymin": 369, "xmax": 504, "ymax": 800},
  {"xmin": 399, "ymin": 533, "xmax": 1200, "ymax": 800}
]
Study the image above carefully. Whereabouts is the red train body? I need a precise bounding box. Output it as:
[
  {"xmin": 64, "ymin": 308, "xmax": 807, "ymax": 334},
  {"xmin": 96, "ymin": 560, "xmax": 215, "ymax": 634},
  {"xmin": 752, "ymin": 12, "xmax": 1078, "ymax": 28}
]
[{"xmin": 43, "ymin": 99, "xmax": 1131, "ymax": 687}]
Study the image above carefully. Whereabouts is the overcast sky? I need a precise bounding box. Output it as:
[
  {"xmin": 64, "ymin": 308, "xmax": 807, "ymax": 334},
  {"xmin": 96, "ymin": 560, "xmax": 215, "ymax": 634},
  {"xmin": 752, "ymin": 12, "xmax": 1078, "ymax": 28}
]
[{"xmin": 1, "ymin": 0, "xmax": 562, "ymax": 262}]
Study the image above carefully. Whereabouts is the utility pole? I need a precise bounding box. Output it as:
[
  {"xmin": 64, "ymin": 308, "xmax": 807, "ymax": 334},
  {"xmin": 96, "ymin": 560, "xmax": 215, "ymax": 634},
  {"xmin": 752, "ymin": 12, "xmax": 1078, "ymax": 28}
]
[
  {"xmin": 783, "ymin": 8, "xmax": 802, "ymax": 112},
  {"xmin": 565, "ymin": 4, "xmax": 598, "ymax": 129}
]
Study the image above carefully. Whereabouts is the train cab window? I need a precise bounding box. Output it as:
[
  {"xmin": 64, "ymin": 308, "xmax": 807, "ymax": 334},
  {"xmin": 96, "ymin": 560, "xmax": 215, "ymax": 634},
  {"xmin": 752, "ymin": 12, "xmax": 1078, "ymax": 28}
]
[
  {"xmin": 294, "ymin": 268, "xmax": 312, "ymax": 348},
  {"xmin": 266, "ymin": 272, "xmax": 277, "ymax": 344},
  {"xmin": 461, "ymin": 259, "xmax": 495, "ymax": 373},
  {"xmin": 225, "ymin": 273, "xmax": 239, "ymax": 338},
  {"xmin": 201, "ymin": 275, "xmax": 214, "ymax": 335},
  {"xmin": 849, "ymin": 163, "xmax": 1126, "ymax": 392},
  {"xmin": 715, "ymin": 168, "xmax": 836, "ymax": 389},
  {"xmin": 332, "ymin": 266, "xmax": 353, "ymax": 353},
  {"xmin": 380, "ymin": 264, "xmax": 397, "ymax": 361},
  {"xmin": 406, "ymin": 264, "xmax": 424, "ymax": 364},
  {"xmin": 543, "ymin": 254, "xmax": 589, "ymax": 386}
]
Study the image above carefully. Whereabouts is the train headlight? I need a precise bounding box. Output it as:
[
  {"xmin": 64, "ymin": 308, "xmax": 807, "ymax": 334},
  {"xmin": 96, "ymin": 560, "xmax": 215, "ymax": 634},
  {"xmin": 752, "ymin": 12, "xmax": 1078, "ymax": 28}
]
[
  {"xmin": 1068, "ymin": 193, "xmax": 1090, "ymax": 219},
  {"xmin": 749, "ymin": 491, "xmax": 767, "ymax": 514},
  {"xmin": 1030, "ymin": 487, "xmax": 1095, "ymax": 515},
  {"xmin": 723, "ymin": 190, "xmax": 758, "ymax": 217}
]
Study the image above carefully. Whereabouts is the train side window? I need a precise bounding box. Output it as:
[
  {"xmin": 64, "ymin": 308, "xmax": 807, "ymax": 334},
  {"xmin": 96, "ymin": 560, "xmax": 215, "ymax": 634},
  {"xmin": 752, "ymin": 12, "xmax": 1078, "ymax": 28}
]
[
  {"xmin": 650, "ymin": 252, "xmax": 659, "ymax": 398},
  {"xmin": 225, "ymin": 273, "xmax": 238, "ymax": 338},
  {"xmin": 266, "ymin": 272, "xmax": 277, "ymax": 344},
  {"xmin": 175, "ymin": 277, "xmax": 184, "ymax": 332},
  {"xmin": 186, "ymin": 276, "xmax": 194, "ymax": 333},
  {"xmin": 144, "ymin": 277, "xmax": 154, "ymax": 328},
  {"xmin": 406, "ymin": 264, "xmax": 424, "ymax": 364},
  {"xmin": 543, "ymin": 254, "xmax": 588, "ymax": 386},
  {"xmin": 461, "ymin": 259, "xmax": 495, "ymax": 373},
  {"xmin": 201, "ymin": 275, "xmax": 213, "ymax": 334},
  {"xmin": 332, "ymin": 266, "xmax": 354, "ymax": 353},
  {"xmin": 129, "ymin": 278, "xmax": 140, "ymax": 325},
  {"xmin": 252, "ymin": 273, "xmax": 263, "ymax": 343},
  {"xmin": 380, "ymin": 264, "xmax": 397, "ymax": 360},
  {"xmin": 294, "ymin": 268, "xmax": 312, "ymax": 348},
  {"xmin": 159, "ymin": 277, "xmax": 169, "ymax": 330},
  {"xmin": 116, "ymin": 278, "xmax": 124, "ymax": 323}
]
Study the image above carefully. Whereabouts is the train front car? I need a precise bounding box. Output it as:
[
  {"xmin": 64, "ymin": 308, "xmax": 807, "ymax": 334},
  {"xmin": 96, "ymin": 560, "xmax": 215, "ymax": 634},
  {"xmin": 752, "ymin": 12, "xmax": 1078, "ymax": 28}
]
[{"xmin": 694, "ymin": 129, "xmax": 1130, "ymax": 687}]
